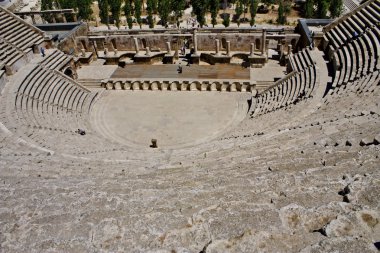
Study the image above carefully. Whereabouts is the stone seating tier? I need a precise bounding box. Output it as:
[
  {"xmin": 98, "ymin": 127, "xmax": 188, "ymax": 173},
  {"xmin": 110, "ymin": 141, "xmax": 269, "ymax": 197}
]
[
  {"xmin": 40, "ymin": 49, "xmax": 74, "ymax": 71},
  {"xmin": 0, "ymin": 6, "xmax": 44, "ymax": 52},
  {"xmin": 325, "ymin": 0, "xmax": 379, "ymax": 51},
  {"xmin": 253, "ymin": 48, "xmax": 317, "ymax": 116},
  {"xmin": 0, "ymin": 38, "xmax": 24, "ymax": 70},
  {"xmin": 330, "ymin": 26, "xmax": 379, "ymax": 90}
]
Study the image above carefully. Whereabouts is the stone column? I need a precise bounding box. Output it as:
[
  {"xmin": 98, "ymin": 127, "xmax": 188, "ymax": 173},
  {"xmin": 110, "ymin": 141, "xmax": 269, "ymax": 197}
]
[
  {"xmin": 250, "ymin": 43, "xmax": 255, "ymax": 57},
  {"xmin": 73, "ymin": 14, "xmax": 77, "ymax": 22},
  {"xmin": 62, "ymin": 14, "xmax": 67, "ymax": 23},
  {"xmin": 145, "ymin": 47, "xmax": 151, "ymax": 56},
  {"xmin": 81, "ymin": 49, "xmax": 86, "ymax": 57},
  {"xmin": 31, "ymin": 14, "xmax": 36, "ymax": 24},
  {"xmin": 51, "ymin": 14, "xmax": 56, "ymax": 23},
  {"xmin": 288, "ymin": 44, "xmax": 292, "ymax": 55},
  {"xmin": 193, "ymin": 31, "xmax": 198, "ymax": 55},
  {"xmin": 174, "ymin": 47, "xmax": 179, "ymax": 59},
  {"xmin": 226, "ymin": 41, "xmax": 231, "ymax": 56},
  {"xmin": 134, "ymin": 38, "xmax": 140, "ymax": 54},
  {"xmin": 215, "ymin": 39, "xmax": 220, "ymax": 56},
  {"xmin": 114, "ymin": 49, "xmax": 118, "ymax": 56},
  {"xmin": 166, "ymin": 41, "xmax": 172, "ymax": 54},
  {"xmin": 261, "ymin": 29, "xmax": 266, "ymax": 55}
]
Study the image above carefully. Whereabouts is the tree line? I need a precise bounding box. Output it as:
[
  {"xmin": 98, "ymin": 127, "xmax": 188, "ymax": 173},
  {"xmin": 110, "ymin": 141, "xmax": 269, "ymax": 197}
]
[{"xmin": 41, "ymin": 0, "xmax": 344, "ymax": 27}]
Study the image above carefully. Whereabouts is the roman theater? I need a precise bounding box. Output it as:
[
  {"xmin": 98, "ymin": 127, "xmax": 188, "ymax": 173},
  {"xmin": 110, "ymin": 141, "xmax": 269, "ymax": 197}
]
[{"xmin": 0, "ymin": 0, "xmax": 379, "ymax": 252}]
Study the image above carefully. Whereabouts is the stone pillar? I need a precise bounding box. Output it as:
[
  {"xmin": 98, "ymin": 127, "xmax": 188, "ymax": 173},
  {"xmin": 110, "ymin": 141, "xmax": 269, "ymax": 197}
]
[
  {"xmin": 73, "ymin": 14, "xmax": 77, "ymax": 22},
  {"xmin": 114, "ymin": 49, "xmax": 118, "ymax": 56},
  {"xmin": 134, "ymin": 38, "xmax": 140, "ymax": 54},
  {"xmin": 166, "ymin": 41, "xmax": 172, "ymax": 54},
  {"xmin": 51, "ymin": 14, "xmax": 56, "ymax": 23},
  {"xmin": 62, "ymin": 14, "xmax": 67, "ymax": 23},
  {"xmin": 215, "ymin": 39, "xmax": 220, "ymax": 56},
  {"xmin": 288, "ymin": 44, "xmax": 292, "ymax": 55},
  {"xmin": 174, "ymin": 47, "xmax": 179, "ymax": 59},
  {"xmin": 81, "ymin": 49, "xmax": 86, "ymax": 57},
  {"xmin": 145, "ymin": 47, "xmax": 151, "ymax": 56},
  {"xmin": 226, "ymin": 41, "xmax": 231, "ymax": 56},
  {"xmin": 193, "ymin": 31, "xmax": 198, "ymax": 55},
  {"xmin": 250, "ymin": 43, "xmax": 255, "ymax": 57},
  {"xmin": 261, "ymin": 29, "xmax": 266, "ymax": 55},
  {"xmin": 31, "ymin": 14, "xmax": 36, "ymax": 24}
]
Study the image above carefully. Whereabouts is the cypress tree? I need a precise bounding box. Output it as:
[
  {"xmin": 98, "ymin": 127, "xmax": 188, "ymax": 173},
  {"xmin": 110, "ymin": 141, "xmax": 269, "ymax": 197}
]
[
  {"xmin": 124, "ymin": 0, "xmax": 133, "ymax": 29},
  {"xmin": 98, "ymin": 0, "xmax": 110, "ymax": 26},
  {"xmin": 305, "ymin": 0, "xmax": 314, "ymax": 18},
  {"xmin": 249, "ymin": 0, "xmax": 258, "ymax": 26},
  {"xmin": 209, "ymin": 0, "xmax": 219, "ymax": 27},
  {"xmin": 277, "ymin": 0, "xmax": 286, "ymax": 24},
  {"xmin": 172, "ymin": 0, "xmax": 186, "ymax": 27},
  {"xmin": 192, "ymin": 0, "xmax": 208, "ymax": 28},
  {"xmin": 134, "ymin": 0, "xmax": 142, "ymax": 28},
  {"xmin": 158, "ymin": 0, "xmax": 170, "ymax": 27},
  {"xmin": 76, "ymin": 0, "xmax": 93, "ymax": 20},
  {"xmin": 329, "ymin": 0, "xmax": 343, "ymax": 18},
  {"xmin": 222, "ymin": 14, "xmax": 230, "ymax": 27},
  {"xmin": 241, "ymin": 0, "xmax": 249, "ymax": 20},
  {"xmin": 109, "ymin": 0, "xmax": 122, "ymax": 28},
  {"xmin": 146, "ymin": 0, "xmax": 155, "ymax": 28},
  {"xmin": 235, "ymin": 1, "xmax": 243, "ymax": 27},
  {"xmin": 316, "ymin": 0, "xmax": 328, "ymax": 18}
]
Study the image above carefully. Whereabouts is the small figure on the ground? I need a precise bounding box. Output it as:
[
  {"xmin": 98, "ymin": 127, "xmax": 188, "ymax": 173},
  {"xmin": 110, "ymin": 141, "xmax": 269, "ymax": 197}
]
[
  {"xmin": 187, "ymin": 60, "xmax": 191, "ymax": 67},
  {"xmin": 40, "ymin": 47, "xmax": 45, "ymax": 57},
  {"xmin": 150, "ymin": 139, "xmax": 158, "ymax": 148},
  {"xmin": 76, "ymin": 129, "xmax": 86, "ymax": 135},
  {"xmin": 177, "ymin": 63, "xmax": 182, "ymax": 74},
  {"xmin": 353, "ymin": 31, "xmax": 359, "ymax": 39}
]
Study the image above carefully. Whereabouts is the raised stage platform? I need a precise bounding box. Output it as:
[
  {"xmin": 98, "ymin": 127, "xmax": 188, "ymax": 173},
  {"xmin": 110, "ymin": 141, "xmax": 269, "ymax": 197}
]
[{"xmin": 111, "ymin": 65, "xmax": 250, "ymax": 80}]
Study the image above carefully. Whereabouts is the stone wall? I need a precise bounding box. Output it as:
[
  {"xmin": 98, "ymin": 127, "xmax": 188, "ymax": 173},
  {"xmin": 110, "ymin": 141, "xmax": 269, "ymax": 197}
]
[
  {"xmin": 58, "ymin": 23, "xmax": 89, "ymax": 55},
  {"xmin": 77, "ymin": 33, "xmax": 300, "ymax": 53}
]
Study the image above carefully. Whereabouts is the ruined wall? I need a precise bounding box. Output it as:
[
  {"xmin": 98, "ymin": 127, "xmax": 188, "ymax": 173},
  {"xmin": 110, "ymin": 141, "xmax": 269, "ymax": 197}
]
[
  {"xmin": 58, "ymin": 23, "xmax": 88, "ymax": 55},
  {"xmin": 76, "ymin": 32, "xmax": 300, "ymax": 54}
]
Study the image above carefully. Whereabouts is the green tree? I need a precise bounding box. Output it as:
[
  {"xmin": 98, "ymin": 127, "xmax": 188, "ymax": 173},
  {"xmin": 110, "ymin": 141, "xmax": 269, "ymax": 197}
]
[
  {"xmin": 305, "ymin": 0, "xmax": 314, "ymax": 18},
  {"xmin": 158, "ymin": 0, "xmax": 170, "ymax": 27},
  {"xmin": 41, "ymin": 0, "xmax": 54, "ymax": 9},
  {"xmin": 192, "ymin": 0, "xmax": 208, "ymax": 27},
  {"xmin": 171, "ymin": 0, "xmax": 186, "ymax": 27},
  {"xmin": 134, "ymin": 0, "xmax": 142, "ymax": 28},
  {"xmin": 98, "ymin": 0, "xmax": 110, "ymax": 26},
  {"xmin": 146, "ymin": 0, "xmax": 155, "ymax": 28},
  {"xmin": 209, "ymin": 0, "xmax": 219, "ymax": 27},
  {"xmin": 76, "ymin": 0, "xmax": 93, "ymax": 20},
  {"xmin": 249, "ymin": 0, "xmax": 258, "ymax": 26},
  {"xmin": 124, "ymin": 0, "xmax": 133, "ymax": 28},
  {"xmin": 41, "ymin": 0, "xmax": 54, "ymax": 22},
  {"xmin": 222, "ymin": 14, "xmax": 230, "ymax": 27},
  {"xmin": 329, "ymin": 0, "xmax": 343, "ymax": 18},
  {"xmin": 277, "ymin": 0, "xmax": 286, "ymax": 24},
  {"xmin": 261, "ymin": 0, "xmax": 274, "ymax": 6},
  {"xmin": 235, "ymin": 0, "xmax": 243, "ymax": 27},
  {"xmin": 316, "ymin": 0, "xmax": 328, "ymax": 18},
  {"xmin": 241, "ymin": 0, "xmax": 249, "ymax": 20},
  {"xmin": 109, "ymin": 0, "xmax": 122, "ymax": 28}
]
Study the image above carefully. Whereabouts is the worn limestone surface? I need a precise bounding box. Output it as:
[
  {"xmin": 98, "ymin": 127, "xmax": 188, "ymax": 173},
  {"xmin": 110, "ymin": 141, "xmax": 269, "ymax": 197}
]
[{"xmin": 1, "ymin": 87, "xmax": 379, "ymax": 252}]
